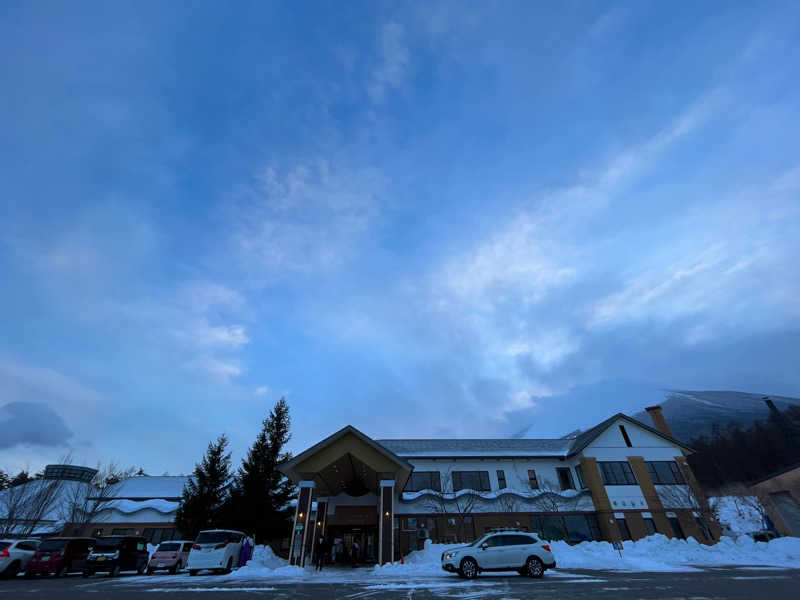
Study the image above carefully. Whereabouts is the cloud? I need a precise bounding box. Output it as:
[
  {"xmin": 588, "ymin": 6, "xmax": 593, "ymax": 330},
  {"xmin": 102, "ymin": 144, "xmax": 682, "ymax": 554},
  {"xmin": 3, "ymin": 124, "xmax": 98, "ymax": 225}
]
[
  {"xmin": 0, "ymin": 401, "xmax": 74, "ymax": 449},
  {"xmin": 368, "ymin": 22, "xmax": 410, "ymax": 103}
]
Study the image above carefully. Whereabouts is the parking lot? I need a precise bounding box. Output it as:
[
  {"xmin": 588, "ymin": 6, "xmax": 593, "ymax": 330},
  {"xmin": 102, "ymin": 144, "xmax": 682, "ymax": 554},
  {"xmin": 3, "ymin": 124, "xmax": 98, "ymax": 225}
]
[{"xmin": 2, "ymin": 566, "xmax": 799, "ymax": 598}]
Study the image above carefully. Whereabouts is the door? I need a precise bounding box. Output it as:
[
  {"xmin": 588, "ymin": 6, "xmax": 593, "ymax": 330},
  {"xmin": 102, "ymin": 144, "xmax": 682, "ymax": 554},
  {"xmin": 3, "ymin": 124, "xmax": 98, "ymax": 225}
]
[
  {"xmin": 770, "ymin": 492, "xmax": 800, "ymax": 536},
  {"xmin": 477, "ymin": 535, "xmax": 507, "ymax": 569},
  {"xmin": 69, "ymin": 541, "xmax": 88, "ymax": 571}
]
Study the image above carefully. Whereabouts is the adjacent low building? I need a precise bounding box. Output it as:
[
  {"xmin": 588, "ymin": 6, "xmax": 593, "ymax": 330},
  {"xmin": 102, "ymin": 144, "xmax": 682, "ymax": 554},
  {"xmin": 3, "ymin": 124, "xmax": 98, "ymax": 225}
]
[
  {"xmin": 280, "ymin": 406, "xmax": 719, "ymax": 566},
  {"xmin": 750, "ymin": 463, "xmax": 800, "ymax": 537}
]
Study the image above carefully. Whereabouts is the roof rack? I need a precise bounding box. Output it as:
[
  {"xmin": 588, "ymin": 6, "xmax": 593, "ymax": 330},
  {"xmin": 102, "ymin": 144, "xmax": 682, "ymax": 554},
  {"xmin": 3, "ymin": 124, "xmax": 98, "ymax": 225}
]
[{"xmin": 485, "ymin": 526, "xmax": 530, "ymax": 533}]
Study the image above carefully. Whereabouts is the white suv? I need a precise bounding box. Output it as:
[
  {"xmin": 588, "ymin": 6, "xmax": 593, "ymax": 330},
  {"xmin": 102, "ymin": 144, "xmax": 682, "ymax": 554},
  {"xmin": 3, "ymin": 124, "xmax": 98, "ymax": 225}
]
[
  {"xmin": 1, "ymin": 539, "xmax": 40, "ymax": 579},
  {"xmin": 441, "ymin": 532, "xmax": 555, "ymax": 579}
]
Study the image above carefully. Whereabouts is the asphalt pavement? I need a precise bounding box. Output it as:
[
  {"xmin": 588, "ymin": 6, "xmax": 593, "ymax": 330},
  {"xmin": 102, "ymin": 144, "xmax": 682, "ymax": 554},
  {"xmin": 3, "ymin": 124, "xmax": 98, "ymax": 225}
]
[{"xmin": 2, "ymin": 566, "xmax": 799, "ymax": 598}]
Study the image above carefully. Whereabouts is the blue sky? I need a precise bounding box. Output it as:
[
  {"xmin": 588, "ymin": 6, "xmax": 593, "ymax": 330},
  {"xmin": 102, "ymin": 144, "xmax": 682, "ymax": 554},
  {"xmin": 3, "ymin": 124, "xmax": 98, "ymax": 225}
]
[{"xmin": 1, "ymin": 1, "xmax": 799, "ymax": 474}]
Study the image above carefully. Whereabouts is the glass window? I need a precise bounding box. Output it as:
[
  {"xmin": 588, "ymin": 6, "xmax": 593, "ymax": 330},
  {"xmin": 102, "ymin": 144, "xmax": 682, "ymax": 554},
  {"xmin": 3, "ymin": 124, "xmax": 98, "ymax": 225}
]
[
  {"xmin": 39, "ymin": 539, "xmax": 68, "ymax": 552},
  {"xmin": 575, "ymin": 464, "xmax": 587, "ymax": 489},
  {"xmin": 112, "ymin": 528, "xmax": 134, "ymax": 536},
  {"xmin": 557, "ymin": 467, "xmax": 575, "ymax": 491},
  {"xmin": 617, "ymin": 518, "xmax": 632, "ymax": 541},
  {"xmin": 540, "ymin": 516, "xmax": 567, "ymax": 541},
  {"xmin": 452, "ymin": 471, "xmax": 491, "ymax": 492},
  {"xmin": 17, "ymin": 541, "xmax": 38, "ymax": 551},
  {"xmin": 196, "ymin": 531, "xmax": 229, "ymax": 544},
  {"xmin": 695, "ymin": 517, "xmax": 712, "ymax": 541},
  {"xmin": 586, "ymin": 514, "xmax": 602, "ymax": 540},
  {"xmin": 183, "ymin": 542, "xmax": 194, "ymax": 552},
  {"xmin": 404, "ymin": 471, "xmax": 442, "ymax": 492},
  {"xmin": 565, "ymin": 515, "xmax": 592, "ymax": 543},
  {"xmin": 646, "ymin": 461, "xmax": 685, "ymax": 485},
  {"xmin": 644, "ymin": 518, "xmax": 657, "ymax": 535},
  {"xmin": 528, "ymin": 470, "xmax": 539, "ymax": 490},
  {"xmin": 669, "ymin": 517, "xmax": 685, "ymax": 539},
  {"xmin": 496, "ymin": 470, "xmax": 507, "ymax": 490},
  {"xmin": 507, "ymin": 535, "xmax": 535, "ymax": 546},
  {"xmin": 598, "ymin": 462, "xmax": 637, "ymax": 485}
]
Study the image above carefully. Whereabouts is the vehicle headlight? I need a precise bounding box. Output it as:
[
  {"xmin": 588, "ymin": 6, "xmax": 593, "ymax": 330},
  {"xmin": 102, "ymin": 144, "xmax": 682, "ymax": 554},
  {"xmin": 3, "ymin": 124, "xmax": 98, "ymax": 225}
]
[{"xmin": 444, "ymin": 552, "xmax": 457, "ymax": 560}]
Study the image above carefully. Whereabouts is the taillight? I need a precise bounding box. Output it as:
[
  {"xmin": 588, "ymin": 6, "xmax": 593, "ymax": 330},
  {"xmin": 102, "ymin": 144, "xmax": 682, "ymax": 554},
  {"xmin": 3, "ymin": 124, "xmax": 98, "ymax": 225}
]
[
  {"xmin": 214, "ymin": 541, "xmax": 228, "ymax": 550},
  {"xmin": 542, "ymin": 544, "xmax": 551, "ymax": 552},
  {"xmin": 192, "ymin": 544, "xmax": 201, "ymax": 550},
  {"xmin": 0, "ymin": 548, "xmax": 9, "ymax": 558}
]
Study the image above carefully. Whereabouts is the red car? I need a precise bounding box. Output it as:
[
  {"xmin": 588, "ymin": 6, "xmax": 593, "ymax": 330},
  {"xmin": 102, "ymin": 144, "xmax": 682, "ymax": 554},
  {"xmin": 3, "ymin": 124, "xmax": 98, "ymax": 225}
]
[{"xmin": 24, "ymin": 537, "xmax": 95, "ymax": 578}]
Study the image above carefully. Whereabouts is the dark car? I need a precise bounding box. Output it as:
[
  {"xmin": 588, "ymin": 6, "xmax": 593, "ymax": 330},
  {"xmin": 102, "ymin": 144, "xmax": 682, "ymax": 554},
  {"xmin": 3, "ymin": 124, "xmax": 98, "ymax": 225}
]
[
  {"xmin": 83, "ymin": 536, "xmax": 149, "ymax": 578},
  {"xmin": 24, "ymin": 537, "xmax": 95, "ymax": 578}
]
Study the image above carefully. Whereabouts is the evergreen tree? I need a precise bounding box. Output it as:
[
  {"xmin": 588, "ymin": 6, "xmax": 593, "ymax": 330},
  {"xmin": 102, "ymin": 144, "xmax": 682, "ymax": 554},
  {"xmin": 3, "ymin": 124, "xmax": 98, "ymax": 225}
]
[
  {"xmin": 0, "ymin": 469, "xmax": 9, "ymax": 491},
  {"xmin": 9, "ymin": 470, "xmax": 32, "ymax": 487},
  {"xmin": 175, "ymin": 434, "xmax": 233, "ymax": 538},
  {"xmin": 230, "ymin": 397, "xmax": 294, "ymax": 542}
]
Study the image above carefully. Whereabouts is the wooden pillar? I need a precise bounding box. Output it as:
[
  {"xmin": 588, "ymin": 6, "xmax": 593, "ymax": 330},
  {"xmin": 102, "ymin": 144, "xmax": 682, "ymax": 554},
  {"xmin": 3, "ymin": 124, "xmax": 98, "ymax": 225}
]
[
  {"xmin": 627, "ymin": 456, "xmax": 673, "ymax": 537},
  {"xmin": 579, "ymin": 456, "xmax": 621, "ymax": 542},
  {"xmin": 378, "ymin": 480, "xmax": 395, "ymax": 565},
  {"xmin": 308, "ymin": 498, "xmax": 328, "ymax": 567},
  {"xmin": 289, "ymin": 481, "xmax": 314, "ymax": 566}
]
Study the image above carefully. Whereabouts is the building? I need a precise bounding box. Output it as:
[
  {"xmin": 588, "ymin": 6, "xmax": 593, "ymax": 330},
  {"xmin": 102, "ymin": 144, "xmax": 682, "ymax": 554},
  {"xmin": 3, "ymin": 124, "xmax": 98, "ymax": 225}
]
[
  {"xmin": 750, "ymin": 463, "xmax": 800, "ymax": 536},
  {"xmin": 67, "ymin": 476, "xmax": 189, "ymax": 545},
  {"xmin": 279, "ymin": 406, "xmax": 719, "ymax": 566}
]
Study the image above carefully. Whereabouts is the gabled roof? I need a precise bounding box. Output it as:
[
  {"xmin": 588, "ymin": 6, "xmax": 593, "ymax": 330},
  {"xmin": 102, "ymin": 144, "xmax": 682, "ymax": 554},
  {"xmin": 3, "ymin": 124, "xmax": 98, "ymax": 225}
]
[{"xmin": 565, "ymin": 413, "xmax": 695, "ymax": 456}]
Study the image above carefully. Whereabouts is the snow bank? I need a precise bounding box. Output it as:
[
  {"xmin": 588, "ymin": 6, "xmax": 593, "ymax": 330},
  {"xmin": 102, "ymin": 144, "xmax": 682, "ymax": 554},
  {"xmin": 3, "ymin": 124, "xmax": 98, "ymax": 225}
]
[
  {"xmin": 227, "ymin": 545, "xmax": 303, "ymax": 579},
  {"xmin": 374, "ymin": 535, "xmax": 800, "ymax": 576},
  {"xmin": 711, "ymin": 496, "xmax": 766, "ymax": 535}
]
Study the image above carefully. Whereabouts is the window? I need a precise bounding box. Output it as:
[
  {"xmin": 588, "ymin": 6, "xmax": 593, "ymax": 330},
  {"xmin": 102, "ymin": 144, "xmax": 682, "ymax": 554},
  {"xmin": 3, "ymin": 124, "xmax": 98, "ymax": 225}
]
[
  {"xmin": 619, "ymin": 425, "xmax": 633, "ymax": 447},
  {"xmin": 534, "ymin": 515, "xmax": 602, "ymax": 542},
  {"xmin": 17, "ymin": 541, "xmax": 38, "ymax": 551},
  {"xmin": 646, "ymin": 461, "xmax": 685, "ymax": 485},
  {"xmin": 586, "ymin": 514, "xmax": 602, "ymax": 541},
  {"xmin": 695, "ymin": 517, "xmax": 713, "ymax": 541},
  {"xmin": 557, "ymin": 467, "xmax": 575, "ymax": 491},
  {"xmin": 575, "ymin": 464, "xmax": 587, "ymax": 489},
  {"xmin": 564, "ymin": 515, "xmax": 593, "ymax": 543},
  {"xmin": 617, "ymin": 518, "xmax": 632, "ymax": 541},
  {"xmin": 404, "ymin": 471, "xmax": 442, "ymax": 492},
  {"xmin": 507, "ymin": 534, "xmax": 535, "ymax": 545},
  {"xmin": 496, "ymin": 470, "xmax": 507, "ymax": 490},
  {"xmin": 452, "ymin": 471, "xmax": 491, "ymax": 492},
  {"xmin": 112, "ymin": 528, "xmax": 134, "ymax": 536},
  {"xmin": 669, "ymin": 517, "xmax": 685, "ymax": 539},
  {"xmin": 528, "ymin": 469, "xmax": 539, "ymax": 490},
  {"xmin": 644, "ymin": 518, "xmax": 657, "ymax": 535},
  {"xmin": 598, "ymin": 461, "xmax": 637, "ymax": 485}
]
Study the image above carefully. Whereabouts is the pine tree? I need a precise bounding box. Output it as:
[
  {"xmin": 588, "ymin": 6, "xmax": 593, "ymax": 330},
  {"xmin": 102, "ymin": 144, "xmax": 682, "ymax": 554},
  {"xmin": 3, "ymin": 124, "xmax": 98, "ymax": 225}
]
[
  {"xmin": 175, "ymin": 434, "xmax": 234, "ymax": 538},
  {"xmin": 230, "ymin": 397, "xmax": 294, "ymax": 543},
  {"xmin": 0, "ymin": 469, "xmax": 10, "ymax": 491}
]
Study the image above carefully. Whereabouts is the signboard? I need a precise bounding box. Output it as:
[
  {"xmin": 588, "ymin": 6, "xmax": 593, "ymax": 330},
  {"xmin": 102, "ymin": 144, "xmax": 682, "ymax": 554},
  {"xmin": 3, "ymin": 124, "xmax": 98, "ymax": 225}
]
[
  {"xmin": 296, "ymin": 524, "xmax": 304, "ymax": 532},
  {"xmin": 612, "ymin": 540, "xmax": 623, "ymax": 550}
]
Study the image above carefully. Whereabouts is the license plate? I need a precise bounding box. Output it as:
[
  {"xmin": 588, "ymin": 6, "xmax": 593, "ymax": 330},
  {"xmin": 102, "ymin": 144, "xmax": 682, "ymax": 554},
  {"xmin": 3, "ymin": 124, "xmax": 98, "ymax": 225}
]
[
  {"xmin": 97, "ymin": 556, "xmax": 106, "ymax": 561},
  {"xmin": 157, "ymin": 563, "xmax": 165, "ymax": 568}
]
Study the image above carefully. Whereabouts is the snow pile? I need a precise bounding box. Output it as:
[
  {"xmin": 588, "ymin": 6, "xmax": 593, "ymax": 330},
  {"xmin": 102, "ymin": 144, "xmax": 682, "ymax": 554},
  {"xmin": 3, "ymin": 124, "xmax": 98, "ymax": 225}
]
[
  {"xmin": 228, "ymin": 544, "xmax": 304, "ymax": 579},
  {"xmin": 374, "ymin": 535, "xmax": 800, "ymax": 575},
  {"xmin": 711, "ymin": 496, "xmax": 766, "ymax": 535}
]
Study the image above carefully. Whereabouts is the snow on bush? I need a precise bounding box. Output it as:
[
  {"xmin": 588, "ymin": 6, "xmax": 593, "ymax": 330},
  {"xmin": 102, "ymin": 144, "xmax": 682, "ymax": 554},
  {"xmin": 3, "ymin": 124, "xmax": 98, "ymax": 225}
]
[{"xmin": 711, "ymin": 496, "xmax": 766, "ymax": 535}]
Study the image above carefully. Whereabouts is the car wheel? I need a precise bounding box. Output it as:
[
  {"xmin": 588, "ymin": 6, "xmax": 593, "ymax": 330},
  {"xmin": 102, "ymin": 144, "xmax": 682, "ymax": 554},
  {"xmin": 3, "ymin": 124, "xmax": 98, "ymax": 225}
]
[
  {"xmin": 459, "ymin": 557, "xmax": 478, "ymax": 579},
  {"xmin": 108, "ymin": 565, "xmax": 120, "ymax": 578},
  {"xmin": 525, "ymin": 556, "xmax": 544, "ymax": 578},
  {"xmin": 189, "ymin": 569, "xmax": 199, "ymax": 576}
]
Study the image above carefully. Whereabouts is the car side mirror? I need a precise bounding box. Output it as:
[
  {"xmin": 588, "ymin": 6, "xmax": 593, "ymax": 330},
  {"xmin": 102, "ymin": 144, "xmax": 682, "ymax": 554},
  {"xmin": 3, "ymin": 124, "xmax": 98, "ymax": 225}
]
[{"xmin": 481, "ymin": 543, "xmax": 489, "ymax": 550}]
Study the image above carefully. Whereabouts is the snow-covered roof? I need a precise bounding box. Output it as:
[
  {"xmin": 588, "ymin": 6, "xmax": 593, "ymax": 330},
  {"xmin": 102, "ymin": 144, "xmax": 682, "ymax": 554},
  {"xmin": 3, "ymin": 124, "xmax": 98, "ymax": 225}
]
[
  {"xmin": 100, "ymin": 499, "xmax": 180, "ymax": 516},
  {"xmin": 376, "ymin": 438, "xmax": 573, "ymax": 457},
  {"xmin": 101, "ymin": 476, "xmax": 189, "ymax": 501}
]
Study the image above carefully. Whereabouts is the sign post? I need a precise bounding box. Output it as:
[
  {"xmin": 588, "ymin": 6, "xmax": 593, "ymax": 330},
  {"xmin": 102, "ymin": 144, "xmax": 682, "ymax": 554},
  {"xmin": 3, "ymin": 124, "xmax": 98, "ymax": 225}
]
[{"xmin": 612, "ymin": 540, "xmax": 623, "ymax": 558}]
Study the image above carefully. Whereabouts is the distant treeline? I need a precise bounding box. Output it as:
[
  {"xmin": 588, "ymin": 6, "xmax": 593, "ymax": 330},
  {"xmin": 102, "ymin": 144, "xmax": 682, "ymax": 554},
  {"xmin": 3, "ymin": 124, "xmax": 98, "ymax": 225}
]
[{"xmin": 687, "ymin": 405, "xmax": 800, "ymax": 488}]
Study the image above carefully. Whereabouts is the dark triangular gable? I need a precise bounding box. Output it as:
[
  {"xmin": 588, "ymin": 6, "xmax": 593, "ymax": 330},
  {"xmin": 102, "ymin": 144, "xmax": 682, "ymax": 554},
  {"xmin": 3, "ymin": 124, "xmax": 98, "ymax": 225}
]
[{"xmin": 567, "ymin": 413, "xmax": 695, "ymax": 457}]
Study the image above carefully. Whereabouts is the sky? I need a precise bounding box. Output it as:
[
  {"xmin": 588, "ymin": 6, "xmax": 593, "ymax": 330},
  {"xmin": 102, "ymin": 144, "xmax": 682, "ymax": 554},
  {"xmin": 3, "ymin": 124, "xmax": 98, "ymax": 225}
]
[{"xmin": 1, "ymin": 1, "xmax": 799, "ymax": 475}]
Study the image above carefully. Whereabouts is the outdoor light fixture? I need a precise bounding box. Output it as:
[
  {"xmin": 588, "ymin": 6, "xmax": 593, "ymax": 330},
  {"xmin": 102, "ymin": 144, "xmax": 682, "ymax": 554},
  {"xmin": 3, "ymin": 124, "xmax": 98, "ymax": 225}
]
[
  {"xmin": 299, "ymin": 513, "xmax": 304, "ymax": 518},
  {"xmin": 385, "ymin": 511, "xmax": 390, "ymax": 517}
]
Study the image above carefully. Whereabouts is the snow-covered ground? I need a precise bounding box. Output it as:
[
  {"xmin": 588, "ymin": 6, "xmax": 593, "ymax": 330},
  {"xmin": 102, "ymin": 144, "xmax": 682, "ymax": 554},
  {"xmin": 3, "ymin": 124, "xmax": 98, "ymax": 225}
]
[{"xmin": 221, "ymin": 534, "xmax": 800, "ymax": 582}]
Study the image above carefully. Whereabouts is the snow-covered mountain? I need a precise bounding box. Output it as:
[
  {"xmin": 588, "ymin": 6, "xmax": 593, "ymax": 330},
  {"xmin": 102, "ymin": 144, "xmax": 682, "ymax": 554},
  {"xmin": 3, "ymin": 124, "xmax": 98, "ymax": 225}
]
[{"xmin": 631, "ymin": 390, "xmax": 800, "ymax": 443}]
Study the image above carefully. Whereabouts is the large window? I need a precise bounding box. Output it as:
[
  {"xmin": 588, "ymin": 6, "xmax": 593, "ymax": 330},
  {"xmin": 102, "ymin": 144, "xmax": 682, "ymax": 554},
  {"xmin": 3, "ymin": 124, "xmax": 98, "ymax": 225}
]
[
  {"xmin": 646, "ymin": 461, "xmax": 685, "ymax": 485},
  {"xmin": 669, "ymin": 517, "xmax": 685, "ymax": 539},
  {"xmin": 404, "ymin": 471, "xmax": 442, "ymax": 492},
  {"xmin": 528, "ymin": 470, "xmax": 539, "ymax": 490},
  {"xmin": 617, "ymin": 518, "xmax": 632, "ymax": 541},
  {"xmin": 575, "ymin": 464, "xmax": 587, "ymax": 489},
  {"xmin": 557, "ymin": 467, "xmax": 575, "ymax": 491},
  {"xmin": 452, "ymin": 471, "xmax": 491, "ymax": 492},
  {"xmin": 644, "ymin": 518, "xmax": 657, "ymax": 535},
  {"xmin": 496, "ymin": 470, "xmax": 507, "ymax": 490},
  {"xmin": 532, "ymin": 515, "xmax": 603, "ymax": 542},
  {"xmin": 598, "ymin": 461, "xmax": 637, "ymax": 485}
]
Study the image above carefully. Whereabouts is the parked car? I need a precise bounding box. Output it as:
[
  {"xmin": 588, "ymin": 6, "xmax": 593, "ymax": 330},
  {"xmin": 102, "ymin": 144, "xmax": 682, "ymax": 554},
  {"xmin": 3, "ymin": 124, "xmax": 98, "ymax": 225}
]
[
  {"xmin": 1, "ymin": 539, "xmax": 40, "ymax": 578},
  {"xmin": 441, "ymin": 530, "xmax": 556, "ymax": 579},
  {"xmin": 147, "ymin": 540, "xmax": 194, "ymax": 574},
  {"xmin": 24, "ymin": 537, "xmax": 95, "ymax": 578},
  {"xmin": 188, "ymin": 529, "xmax": 246, "ymax": 575},
  {"xmin": 83, "ymin": 536, "xmax": 149, "ymax": 578}
]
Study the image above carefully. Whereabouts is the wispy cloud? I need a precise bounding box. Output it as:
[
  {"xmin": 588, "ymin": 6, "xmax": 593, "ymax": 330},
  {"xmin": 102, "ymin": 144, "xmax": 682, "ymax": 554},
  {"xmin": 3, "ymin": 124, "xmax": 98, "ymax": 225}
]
[{"xmin": 368, "ymin": 22, "xmax": 410, "ymax": 103}]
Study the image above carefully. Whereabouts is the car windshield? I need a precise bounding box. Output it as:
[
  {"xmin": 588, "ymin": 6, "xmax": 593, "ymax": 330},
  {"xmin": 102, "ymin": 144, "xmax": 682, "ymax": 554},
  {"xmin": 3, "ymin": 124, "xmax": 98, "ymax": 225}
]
[
  {"xmin": 196, "ymin": 532, "xmax": 229, "ymax": 544},
  {"xmin": 39, "ymin": 540, "xmax": 68, "ymax": 552},
  {"xmin": 94, "ymin": 538, "xmax": 124, "ymax": 551},
  {"xmin": 158, "ymin": 542, "xmax": 181, "ymax": 552}
]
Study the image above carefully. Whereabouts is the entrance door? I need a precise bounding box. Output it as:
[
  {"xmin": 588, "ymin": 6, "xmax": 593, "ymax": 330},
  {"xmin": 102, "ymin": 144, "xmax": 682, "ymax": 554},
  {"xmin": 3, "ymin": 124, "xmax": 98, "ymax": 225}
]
[{"xmin": 770, "ymin": 492, "xmax": 800, "ymax": 536}]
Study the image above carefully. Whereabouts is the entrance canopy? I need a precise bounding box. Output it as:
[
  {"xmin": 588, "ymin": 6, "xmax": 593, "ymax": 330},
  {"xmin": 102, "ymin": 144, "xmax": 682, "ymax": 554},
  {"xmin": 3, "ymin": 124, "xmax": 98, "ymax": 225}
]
[{"xmin": 280, "ymin": 425, "xmax": 412, "ymax": 496}]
